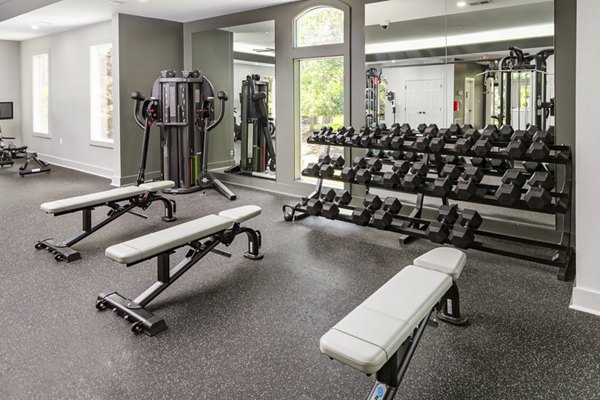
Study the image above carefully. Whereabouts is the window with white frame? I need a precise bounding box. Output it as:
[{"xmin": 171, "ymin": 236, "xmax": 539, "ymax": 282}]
[
  {"xmin": 32, "ymin": 52, "xmax": 49, "ymax": 134},
  {"xmin": 90, "ymin": 43, "xmax": 113, "ymax": 143}
]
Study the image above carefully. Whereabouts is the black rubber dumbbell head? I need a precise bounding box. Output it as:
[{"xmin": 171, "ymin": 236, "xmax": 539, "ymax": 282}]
[
  {"xmin": 363, "ymin": 194, "xmax": 383, "ymax": 210},
  {"xmin": 319, "ymin": 164, "xmax": 334, "ymax": 178},
  {"xmin": 524, "ymin": 187, "xmax": 552, "ymax": 210},
  {"xmin": 415, "ymin": 136, "xmax": 430, "ymax": 151},
  {"xmin": 526, "ymin": 142, "xmax": 550, "ymax": 160},
  {"xmin": 501, "ymin": 169, "xmax": 527, "ymax": 187},
  {"xmin": 473, "ymin": 138, "xmax": 493, "ymax": 156},
  {"xmin": 355, "ymin": 169, "xmax": 372, "ymax": 184},
  {"xmin": 352, "ymin": 208, "xmax": 371, "ymax": 226},
  {"xmin": 495, "ymin": 183, "xmax": 521, "ymax": 205},
  {"xmin": 454, "ymin": 179, "xmax": 477, "ymax": 200},
  {"xmin": 458, "ymin": 209, "xmax": 483, "ymax": 229},
  {"xmin": 499, "ymin": 125, "xmax": 514, "ymax": 140},
  {"xmin": 306, "ymin": 198, "xmax": 323, "ymax": 216},
  {"xmin": 429, "ymin": 137, "xmax": 446, "ymax": 153},
  {"xmin": 437, "ymin": 204, "xmax": 459, "ymax": 224},
  {"xmin": 402, "ymin": 174, "xmax": 421, "ymax": 191},
  {"xmin": 528, "ymin": 171, "xmax": 554, "ymax": 190},
  {"xmin": 433, "ymin": 176, "xmax": 453, "ymax": 196},
  {"xmin": 455, "ymin": 138, "xmax": 474, "ymax": 155},
  {"xmin": 372, "ymin": 210, "xmax": 393, "ymax": 230},
  {"xmin": 511, "ymin": 129, "xmax": 532, "ymax": 143},
  {"xmin": 383, "ymin": 197, "xmax": 402, "ymax": 214},
  {"xmin": 321, "ymin": 202, "xmax": 340, "ymax": 219},
  {"xmin": 506, "ymin": 140, "xmax": 526, "ymax": 158},
  {"xmin": 463, "ymin": 166, "xmax": 484, "ymax": 183},
  {"xmin": 381, "ymin": 171, "xmax": 400, "ymax": 188},
  {"xmin": 411, "ymin": 161, "xmax": 429, "ymax": 177},
  {"xmin": 392, "ymin": 160, "xmax": 410, "ymax": 174},
  {"xmin": 449, "ymin": 225, "xmax": 475, "ymax": 249},
  {"xmin": 426, "ymin": 221, "xmax": 449, "ymax": 244},
  {"xmin": 441, "ymin": 164, "xmax": 461, "ymax": 181}
]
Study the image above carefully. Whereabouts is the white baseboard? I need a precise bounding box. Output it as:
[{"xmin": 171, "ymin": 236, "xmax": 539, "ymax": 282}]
[
  {"xmin": 37, "ymin": 153, "xmax": 112, "ymax": 179},
  {"xmin": 570, "ymin": 286, "xmax": 600, "ymax": 316},
  {"xmin": 111, "ymin": 170, "xmax": 161, "ymax": 187}
]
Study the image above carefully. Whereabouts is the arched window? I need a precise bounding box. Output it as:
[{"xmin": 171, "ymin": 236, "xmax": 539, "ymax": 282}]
[{"xmin": 295, "ymin": 6, "xmax": 344, "ymax": 47}]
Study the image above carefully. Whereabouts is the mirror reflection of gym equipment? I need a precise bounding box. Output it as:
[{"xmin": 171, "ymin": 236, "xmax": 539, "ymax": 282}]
[
  {"xmin": 226, "ymin": 74, "xmax": 276, "ymax": 179},
  {"xmin": 482, "ymin": 46, "xmax": 555, "ymax": 130}
]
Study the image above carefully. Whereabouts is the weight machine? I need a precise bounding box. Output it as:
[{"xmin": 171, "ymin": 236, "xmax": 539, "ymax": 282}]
[
  {"xmin": 365, "ymin": 68, "xmax": 382, "ymax": 128},
  {"xmin": 483, "ymin": 47, "xmax": 555, "ymax": 131},
  {"xmin": 226, "ymin": 74, "xmax": 276, "ymax": 178},
  {"xmin": 150, "ymin": 69, "xmax": 236, "ymax": 200}
]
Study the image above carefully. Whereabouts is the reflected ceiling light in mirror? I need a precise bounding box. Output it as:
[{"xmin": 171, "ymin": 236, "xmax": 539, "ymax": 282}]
[
  {"xmin": 366, "ymin": 23, "xmax": 554, "ymax": 54},
  {"xmin": 457, "ymin": 1, "xmax": 467, "ymax": 7}
]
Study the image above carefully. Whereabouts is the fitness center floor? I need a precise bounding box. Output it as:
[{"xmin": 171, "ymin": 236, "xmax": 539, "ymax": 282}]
[{"xmin": 1, "ymin": 163, "xmax": 599, "ymax": 400}]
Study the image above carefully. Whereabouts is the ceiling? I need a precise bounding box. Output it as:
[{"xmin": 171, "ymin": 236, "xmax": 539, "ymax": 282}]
[
  {"xmin": 221, "ymin": 20, "xmax": 275, "ymax": 55},
  {"xmin": 365, "ymin": 0, "xmax": 553, "ymax": 26},
  {"xmin": 0, "ymin": 0, "xmax": 298, "ymax": 41}
]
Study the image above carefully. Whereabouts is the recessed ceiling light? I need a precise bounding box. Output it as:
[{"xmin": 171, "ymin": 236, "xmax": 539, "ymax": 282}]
[
  {"xmin": 31, "ymin": 24, "xmax": 39, "ymax": 30},
  {"xmin": 457, "ymin": 1, "xmax": 467, "ymax": 7}
]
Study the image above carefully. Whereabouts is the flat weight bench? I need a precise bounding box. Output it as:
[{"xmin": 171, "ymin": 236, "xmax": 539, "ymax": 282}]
[
  {"xmin": 96, "ymin": 205, "xmax": 263, "ymax": 336},
  {"xmin": 36, "ymin": 181, "xmax": 177, "ymax": 262},
  {"xmin": 320, "ymin": 247, "xmax": 468, "ymax": 400}
]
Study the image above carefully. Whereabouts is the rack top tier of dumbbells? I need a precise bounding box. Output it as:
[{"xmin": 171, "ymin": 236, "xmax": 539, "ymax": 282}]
[{"xmin": 283, "ymin": 122, "xmax": 574, "ymax": 281}]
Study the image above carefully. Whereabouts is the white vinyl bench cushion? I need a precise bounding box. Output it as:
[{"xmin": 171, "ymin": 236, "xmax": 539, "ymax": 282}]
[
  {"xmin": 413, "ymin": 247, "xmax": 466, "ymax": 280},
  {"xmin": 40, "ymin": 181, "xmax": 175, "ymax": 214},
  {"xmin": 218, "ymin": 205, "xmax": 262, "ymax": 223},
  {"xmin": 138, "ymin": 180, "xmax": 175, "ymax": 192},
  {"xmin": 105, "ymin": 206, "xmax": 262, "ymax": 265},
  {"xmin": 320, "ymin": 266, "xmax": 452, "ymax": 375}
]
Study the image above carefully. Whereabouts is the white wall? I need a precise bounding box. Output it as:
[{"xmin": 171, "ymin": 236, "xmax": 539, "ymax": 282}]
[
  {"xmin": 571, "ymin": 0, "xmax": 600, "ymax": 316},
  {"xmin": 0, "ymin": 40, "xmax": 21, "ymax": 141},
  {"xmin": 232, "ymin": 60, "xmax": 275, "ymax": 116},
  {"xmin": 381, "ymin": 63, "xmax": 454, "ymax": 128},
  {"xmin": 20, "ymin": 21, "xmax": 113, "ymax": 178}
]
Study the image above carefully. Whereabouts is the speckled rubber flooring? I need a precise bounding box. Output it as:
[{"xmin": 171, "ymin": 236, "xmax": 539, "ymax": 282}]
[{"xmin": 0, "ymin": 162, "xmax": 599, "ymax": 400}]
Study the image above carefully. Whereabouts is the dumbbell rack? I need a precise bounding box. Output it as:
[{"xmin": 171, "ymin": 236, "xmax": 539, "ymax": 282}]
[{"xmin": 283, "ymin": 126, "xmax": 574, "ymax": 281}]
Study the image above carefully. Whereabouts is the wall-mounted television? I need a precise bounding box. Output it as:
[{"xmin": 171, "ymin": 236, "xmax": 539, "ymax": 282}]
[{"xmin": 0, "ymin": 102, "xmax": 14, "ymax": 120}]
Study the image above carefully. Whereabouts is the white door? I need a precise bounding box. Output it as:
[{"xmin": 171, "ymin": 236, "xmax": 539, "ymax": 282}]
[
  {"xmin": 464, "ymin": 77, "xmax": 475, "ymax": 125},
  {"xmin": 405, "ymin": 79, "xmax": 444, "ymax": 127}
]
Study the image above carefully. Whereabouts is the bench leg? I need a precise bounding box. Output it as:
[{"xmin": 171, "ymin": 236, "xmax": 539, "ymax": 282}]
[
  {"xmin": 437, "ymin": 281, "xmax": 469, "ymax": 326},
  {"xmin": 367, "ymin": 310, "xmax": 433, "ymax": 400},
  {"xmin": 238, "ymin": 227, "xmax": 263, "ymax": 260},
  {"xmin": 97, "ymin": 238, "xmax": 222, "ymax": 336},
  {"xmin": 150, "ymin": 194, "xmax": 177, "ymax": 222},
  {"xmin": 36, "ymin": 205, "xmax": 136, "ymax": 262}
]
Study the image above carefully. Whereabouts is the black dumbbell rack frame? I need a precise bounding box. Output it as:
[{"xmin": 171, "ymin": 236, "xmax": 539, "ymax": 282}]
[{"xmin": 283, "ymin": 130, "xmax": 574, "ymax": 281}]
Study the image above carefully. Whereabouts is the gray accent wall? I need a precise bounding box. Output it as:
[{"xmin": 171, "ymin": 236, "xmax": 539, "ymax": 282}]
[
  {"xmin": 112, "ymin": 14, "xmax": 183, "ymax": 186},
  {"xmin": 20, "ymin": 21, "xmax": 113, "ymax": 177},
  {"xmin": 0, "ymin": 40, "xmax": 21, "ymax": 141},
  {"xmin": 191, "ymin": 29, "xmax": 234, "ymax": 169},
  {"xmin": 453, "ymin": 62, "xmax": 486, "ymax": 129}
]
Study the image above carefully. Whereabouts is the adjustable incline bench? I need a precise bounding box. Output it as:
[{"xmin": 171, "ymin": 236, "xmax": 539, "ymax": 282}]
[
  {"xmin": 320, "ymin": 247, "xmax": 468, "ymax": 400},
  {"xmin": 36, "ymin": 181, "xmax": 177, "ymax": 262},
  {"xmin": 96, "ymin": 205, "xmax": 263, "ymax": 336}
]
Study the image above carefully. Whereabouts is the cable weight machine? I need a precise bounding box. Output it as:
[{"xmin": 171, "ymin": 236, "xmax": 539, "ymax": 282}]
[
  {"xmin": 226, "ymin": 74, "xmax": 276, "ymax": 178},
  {"xmin": 150, "ymin": 69, "xmax": 235, "ymax": 199}
]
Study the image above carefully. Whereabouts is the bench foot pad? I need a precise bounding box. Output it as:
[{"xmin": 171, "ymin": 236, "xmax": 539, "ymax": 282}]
[
  {"xmin": 437, "ymin": 311, "xmax": 469, "ymax": 326},
  {"xmin": 35, "ymin": 239, "xmax": 82, "ymax": 263},
  {"xmin": 244, "ymin": 252, "xmax": 264, "ymax": 260},
  {"xmin": 96, "ymin": 292, "xmax": 167, "ymax": 336}
]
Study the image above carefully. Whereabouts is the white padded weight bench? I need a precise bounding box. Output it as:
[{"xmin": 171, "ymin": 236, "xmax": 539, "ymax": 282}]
[
  {"xmin": 36, "ymin": 181, "xmax": 177, "ymax": 262},
  {"xmin": 320, "ymin": 247, "xmax": 467, "ymax": 400},
  {"xmin": 96, "ymin": 205, "xmax": 263, "ymax": 336}
]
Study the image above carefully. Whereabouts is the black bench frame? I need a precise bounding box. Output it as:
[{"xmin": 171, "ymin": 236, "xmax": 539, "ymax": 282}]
[
  {"xmin": 96, "ymin": 222, "xmax": 263, "ymax": 336},
  {"xmin": 360, "ymin": 281, "xmax": 467, "ymax": 400},
  {"xmin": 36, "ymin": 191, "xmax": 176, "ymax": 262}
]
